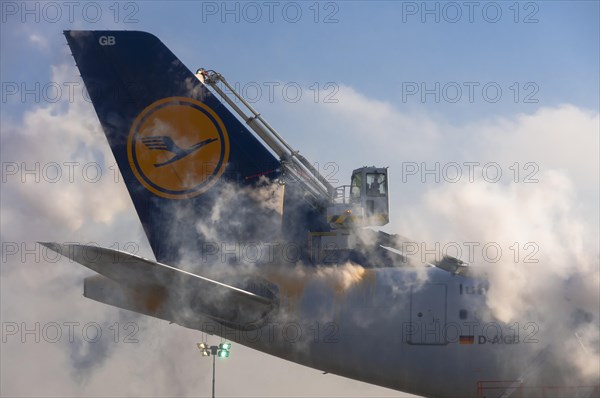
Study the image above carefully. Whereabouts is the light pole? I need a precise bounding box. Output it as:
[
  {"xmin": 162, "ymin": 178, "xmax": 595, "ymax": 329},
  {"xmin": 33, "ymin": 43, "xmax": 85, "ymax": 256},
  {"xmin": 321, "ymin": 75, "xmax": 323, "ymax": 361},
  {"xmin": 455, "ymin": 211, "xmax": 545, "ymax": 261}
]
[
  {"xmin": 211, "ymin": 347, "xmax": 216, "ymax": 398},
  {"xmin": 197, "ymin": 342, "xmax": 232, "ymax": 398}
]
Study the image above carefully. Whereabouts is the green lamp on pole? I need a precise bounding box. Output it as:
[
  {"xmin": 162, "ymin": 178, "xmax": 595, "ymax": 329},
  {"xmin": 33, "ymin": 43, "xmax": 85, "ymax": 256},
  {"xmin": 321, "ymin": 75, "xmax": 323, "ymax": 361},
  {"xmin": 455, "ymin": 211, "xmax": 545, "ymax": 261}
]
[{"xmin": 197, "ymin": 342, "xmax": 232, "ymax": 398}]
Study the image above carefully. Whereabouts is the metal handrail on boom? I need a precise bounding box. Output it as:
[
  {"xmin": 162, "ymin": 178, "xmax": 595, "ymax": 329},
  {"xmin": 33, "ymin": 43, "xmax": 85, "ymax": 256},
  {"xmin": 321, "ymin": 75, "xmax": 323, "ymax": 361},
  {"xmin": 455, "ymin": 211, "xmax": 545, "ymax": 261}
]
[{"xmin": 197, "ymin": 68, "xmax": 334, "ymax": 204}]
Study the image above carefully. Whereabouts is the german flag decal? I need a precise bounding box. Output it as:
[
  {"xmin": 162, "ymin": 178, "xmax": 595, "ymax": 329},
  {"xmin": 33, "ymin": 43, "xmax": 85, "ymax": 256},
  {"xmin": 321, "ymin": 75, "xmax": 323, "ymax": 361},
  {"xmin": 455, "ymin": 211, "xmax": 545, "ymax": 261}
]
[{"xmin": 459, "ymin": 335, "xmax": 475, "ymax": 345}]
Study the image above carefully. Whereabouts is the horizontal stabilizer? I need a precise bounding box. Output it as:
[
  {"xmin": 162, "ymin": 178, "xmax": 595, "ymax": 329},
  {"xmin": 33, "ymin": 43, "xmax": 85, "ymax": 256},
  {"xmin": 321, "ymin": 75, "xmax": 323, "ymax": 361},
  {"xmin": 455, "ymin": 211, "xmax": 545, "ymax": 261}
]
[
  {"xmin": 41, "ymin": 243, "xmax": 276, "ymax": 329},
  {"xmin": 84, "ymin": 274, "xmax": 173, "ymax": 321}
]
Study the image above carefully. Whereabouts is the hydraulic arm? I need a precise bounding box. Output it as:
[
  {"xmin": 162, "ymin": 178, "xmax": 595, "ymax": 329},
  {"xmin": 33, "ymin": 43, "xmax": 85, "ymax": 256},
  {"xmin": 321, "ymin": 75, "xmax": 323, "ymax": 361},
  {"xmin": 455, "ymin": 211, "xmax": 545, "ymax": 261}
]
[{"xmin": 197, "ymin": 69, "xmax": 334, "ymax": 204}]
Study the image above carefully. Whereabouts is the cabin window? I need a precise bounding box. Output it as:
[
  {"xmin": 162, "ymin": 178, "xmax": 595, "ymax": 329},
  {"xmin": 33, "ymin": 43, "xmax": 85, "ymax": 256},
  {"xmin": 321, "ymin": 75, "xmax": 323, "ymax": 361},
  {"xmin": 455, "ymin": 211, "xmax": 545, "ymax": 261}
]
[
  {"xmin": 350, "ymin": 173, "xmax": 362, "ymax": 201},
  {"xmin": 459, "ymin": 309, "xmax": 468, "ymax": 319},
  {"xmin": 366, "ymin": 173, "xmax": 386, "ymax": 197}
]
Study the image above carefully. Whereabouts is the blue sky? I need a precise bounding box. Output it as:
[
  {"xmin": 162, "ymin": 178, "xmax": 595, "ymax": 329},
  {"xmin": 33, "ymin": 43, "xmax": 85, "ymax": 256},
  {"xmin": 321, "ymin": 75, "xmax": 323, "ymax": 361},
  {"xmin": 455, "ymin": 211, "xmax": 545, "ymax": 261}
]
[
  {"xmin": 2, "ymin": 1, "xmax": 599, "ymax": 122},
  {"xmin": 1, "ymin": 1, "xmax": 599, "ymax": 397}
]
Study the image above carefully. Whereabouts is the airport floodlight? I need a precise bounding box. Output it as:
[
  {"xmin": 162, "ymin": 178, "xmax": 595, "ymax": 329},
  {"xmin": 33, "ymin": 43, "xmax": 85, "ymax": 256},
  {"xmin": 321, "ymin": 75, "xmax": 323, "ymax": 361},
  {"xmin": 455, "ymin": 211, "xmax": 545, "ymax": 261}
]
[
  {"xmin": 219, "ymin": 342, "xmax": 232, "ymax": 350},
  {"xmin": 218, "ymin": 349, "xmax": 230, "ymax": 358},
  {"xmin": 197, "ymin": 342, "xmax": 211, "ymax": 357},
  {"xmin": 218, "ymin": 342, "xmax": 231, "ymax": 358},
  {"xmin": 198, "ymin": 342, "xmax": 233, "ymax": 397}
]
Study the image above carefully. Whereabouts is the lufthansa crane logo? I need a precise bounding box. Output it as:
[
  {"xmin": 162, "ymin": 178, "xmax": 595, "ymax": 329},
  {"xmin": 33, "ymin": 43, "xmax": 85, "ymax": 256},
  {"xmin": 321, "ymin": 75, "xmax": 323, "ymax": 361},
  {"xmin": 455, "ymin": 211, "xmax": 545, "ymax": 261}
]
[{"xmin": 127, "ymin": 97, "xmax": 230, "ymax": 199}]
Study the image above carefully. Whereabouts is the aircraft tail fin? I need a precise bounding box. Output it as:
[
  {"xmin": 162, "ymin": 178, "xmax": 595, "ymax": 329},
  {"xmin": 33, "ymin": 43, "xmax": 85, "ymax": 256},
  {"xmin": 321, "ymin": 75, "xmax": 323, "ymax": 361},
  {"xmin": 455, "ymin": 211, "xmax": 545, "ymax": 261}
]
[{"xmin": 65, "ymin": 30, "xmax": 283, "ymax": 264}]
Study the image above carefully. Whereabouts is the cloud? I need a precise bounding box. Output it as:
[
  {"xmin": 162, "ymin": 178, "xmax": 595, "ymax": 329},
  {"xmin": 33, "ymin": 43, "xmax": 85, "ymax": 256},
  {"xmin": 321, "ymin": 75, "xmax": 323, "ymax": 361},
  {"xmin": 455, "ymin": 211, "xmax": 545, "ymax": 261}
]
[
  {"xmin": 0, "ymin": 64, "xmax": 416, "ymax": 397},
  {"xmin": 2, "ymin": 60, "xmax": 598, "ymax": 396},
  {"xmin": 1, "ymin": 63, "xmax": 132, "ymax": 236},
  {"xmin": 28, "ymin": 33, "xmax": 49, "ymax": 49},
  {"xmin": 269, "ymin": 84, "xmax": 600, "ymax": 384},
  {"xmin": 417, "ymin": 170, "xmax": 599, "ymax": 383},
  {"xmin": 268, "ymin": 84, "xmax": 444, "ymax": 170}
]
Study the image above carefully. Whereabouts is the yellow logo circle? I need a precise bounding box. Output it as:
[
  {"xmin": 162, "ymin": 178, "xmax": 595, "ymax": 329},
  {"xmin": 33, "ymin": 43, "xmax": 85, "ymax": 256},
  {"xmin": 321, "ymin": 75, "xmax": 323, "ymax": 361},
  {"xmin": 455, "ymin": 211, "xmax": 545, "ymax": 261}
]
[{"xmin": 127, "ymin": 97, "xmax": 230, "ymax": 199}]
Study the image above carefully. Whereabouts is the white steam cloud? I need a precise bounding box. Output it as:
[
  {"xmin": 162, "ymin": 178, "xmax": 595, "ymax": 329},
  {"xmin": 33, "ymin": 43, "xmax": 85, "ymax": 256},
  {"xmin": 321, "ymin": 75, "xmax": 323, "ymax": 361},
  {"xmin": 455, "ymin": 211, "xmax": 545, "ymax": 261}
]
[{"xmin": 2, "ymin": 60, "xmax": 598, "ymax": 397}]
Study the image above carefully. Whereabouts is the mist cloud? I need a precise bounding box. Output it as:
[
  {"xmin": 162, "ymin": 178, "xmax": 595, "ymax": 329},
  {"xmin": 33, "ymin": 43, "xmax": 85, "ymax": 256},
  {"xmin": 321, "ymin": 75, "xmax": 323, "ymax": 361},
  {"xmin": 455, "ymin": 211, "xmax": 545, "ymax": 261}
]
[{"xmin": 2, "ymin": 60, "xmax": 598, "ymax": 396}]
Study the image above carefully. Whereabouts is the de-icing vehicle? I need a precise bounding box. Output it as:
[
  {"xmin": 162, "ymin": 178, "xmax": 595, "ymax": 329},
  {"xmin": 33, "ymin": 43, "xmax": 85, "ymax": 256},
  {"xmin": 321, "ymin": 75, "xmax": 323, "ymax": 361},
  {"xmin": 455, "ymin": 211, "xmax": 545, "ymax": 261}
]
[
  {"xmin": 43, "ymin": 31, "xmax": 598, "ymax": 398},
  {"xmin": 196, "ymin": 67, "xmax": 391, "ymax": 265}
]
